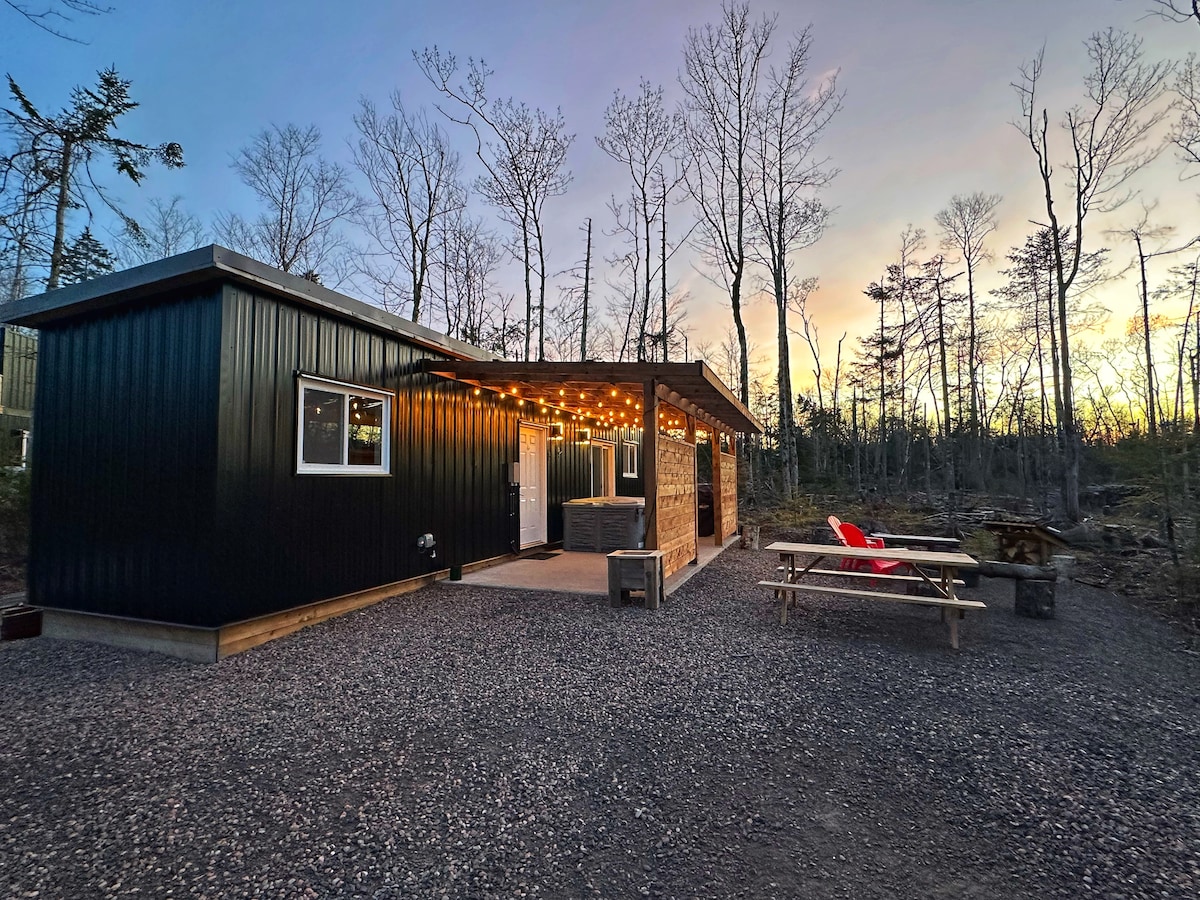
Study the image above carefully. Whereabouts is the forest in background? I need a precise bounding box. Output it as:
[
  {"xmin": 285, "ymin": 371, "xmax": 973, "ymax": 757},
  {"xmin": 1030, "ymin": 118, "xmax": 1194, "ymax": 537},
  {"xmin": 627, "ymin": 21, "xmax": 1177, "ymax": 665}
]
[{"xmin": 3, "ymin": 2, "xmax": 1200, "ymax": 572}]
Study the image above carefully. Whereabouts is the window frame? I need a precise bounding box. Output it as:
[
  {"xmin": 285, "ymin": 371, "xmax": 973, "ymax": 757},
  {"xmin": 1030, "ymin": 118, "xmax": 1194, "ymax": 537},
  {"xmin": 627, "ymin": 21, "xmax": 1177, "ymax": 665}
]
[
  {"xmin": 295, "ymin": 374, "xmax": 393, "ymax": 476},
  {"xmin": 621, "ymin": 440, "xmax": 638, "ymax": 478}
]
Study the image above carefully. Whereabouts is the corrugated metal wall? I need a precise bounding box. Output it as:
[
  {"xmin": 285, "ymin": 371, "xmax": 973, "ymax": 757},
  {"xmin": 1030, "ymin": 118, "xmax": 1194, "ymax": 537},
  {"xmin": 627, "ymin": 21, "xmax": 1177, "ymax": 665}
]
[
  {"xmin": 27, "ymin": 279, "xmax": 646, "ymax": 629},
  {"xmin": 210, "ymin": 285, "xmax": 519, "ymax": 625},
  {"xmin": 210, "ymin": 285, "xmax": 644, "ymax": 627},
  {"xmin": 29, "ymin": 289, "xmax": 224, "ymax": 620}
]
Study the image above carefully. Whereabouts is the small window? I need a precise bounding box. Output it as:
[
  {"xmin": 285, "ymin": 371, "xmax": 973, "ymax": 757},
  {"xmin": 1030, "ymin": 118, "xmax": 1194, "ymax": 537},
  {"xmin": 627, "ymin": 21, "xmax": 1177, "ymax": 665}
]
[
  {"xmin": 297, "ymin": 376, "xmax": 392, "ymax": 475},
  {"xmin": 621, "ymin": 440, "xmax": 638, "ymax": 478}
]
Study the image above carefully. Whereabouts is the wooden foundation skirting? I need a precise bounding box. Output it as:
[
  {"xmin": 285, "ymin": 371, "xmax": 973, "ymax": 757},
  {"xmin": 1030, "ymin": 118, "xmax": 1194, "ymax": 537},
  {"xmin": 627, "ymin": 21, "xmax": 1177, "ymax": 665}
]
[{"xmin": 37, "ymin": 552, "xmax": 514, "ymax": 662}]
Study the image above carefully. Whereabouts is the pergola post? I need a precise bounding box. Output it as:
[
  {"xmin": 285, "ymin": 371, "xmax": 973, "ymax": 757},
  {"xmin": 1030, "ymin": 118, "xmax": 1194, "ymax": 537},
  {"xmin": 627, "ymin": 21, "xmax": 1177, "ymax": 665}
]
[
  {"xmin": 686, "ymin": 414, "xmax": 697, "ymax": 563},
  {"xmin": 642, "ymin": 379, "xmax": 659, "ymax": 551},
  {"xmin": 710, "ymin": 427, "xmax": 724, "ymax": 546}
]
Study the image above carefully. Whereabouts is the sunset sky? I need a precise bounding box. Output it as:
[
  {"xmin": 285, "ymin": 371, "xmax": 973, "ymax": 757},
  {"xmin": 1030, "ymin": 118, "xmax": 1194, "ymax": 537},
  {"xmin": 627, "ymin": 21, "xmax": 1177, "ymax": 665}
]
[{"xmin": 3, "ymin": 0, "xmax": 1198, "ymax": 389}]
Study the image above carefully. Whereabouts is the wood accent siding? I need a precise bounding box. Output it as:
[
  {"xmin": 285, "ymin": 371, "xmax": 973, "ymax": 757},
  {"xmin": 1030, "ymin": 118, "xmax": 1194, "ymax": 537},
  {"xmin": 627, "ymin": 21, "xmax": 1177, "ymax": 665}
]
[
  {"xmin": 656, "ymin": 434, "xmax": 696, "ymax": 577},
  {"xmin": 719, "ymin": 450, "xmax": 738, "ymax": 539}
]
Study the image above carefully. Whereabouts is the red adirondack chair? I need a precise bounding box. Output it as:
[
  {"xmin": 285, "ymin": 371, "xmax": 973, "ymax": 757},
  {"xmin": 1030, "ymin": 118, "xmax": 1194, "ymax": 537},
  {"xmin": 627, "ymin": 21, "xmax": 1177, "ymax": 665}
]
[{"xmin": 827, "ymin": 515, "xmax": 911, "ymax": 576}]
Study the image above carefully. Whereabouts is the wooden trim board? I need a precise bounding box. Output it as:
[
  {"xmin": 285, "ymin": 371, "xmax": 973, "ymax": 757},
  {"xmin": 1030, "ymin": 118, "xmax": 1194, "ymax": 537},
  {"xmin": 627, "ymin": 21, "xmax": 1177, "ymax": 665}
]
[{"xmin": 37, "ymin": 552, "xmax": 516, "ymax": 662}]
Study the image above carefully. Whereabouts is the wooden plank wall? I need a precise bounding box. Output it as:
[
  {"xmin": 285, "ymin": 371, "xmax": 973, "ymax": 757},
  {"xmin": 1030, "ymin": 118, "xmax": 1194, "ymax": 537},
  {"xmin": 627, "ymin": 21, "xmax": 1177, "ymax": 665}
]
[
  {"xmin": 719, "ymin": 450, "xmax": 738, "ymax": 539},
  {"xmin": 657, "ymin": 435, "xmax": 697, "ymax": 577}
]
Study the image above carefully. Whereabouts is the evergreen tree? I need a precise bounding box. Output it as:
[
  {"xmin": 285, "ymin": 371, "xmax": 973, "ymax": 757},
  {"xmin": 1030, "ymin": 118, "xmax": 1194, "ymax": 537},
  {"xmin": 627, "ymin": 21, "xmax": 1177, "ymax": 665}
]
[
  {"xmin": 58, "ymin": 226, "xmax": 114, "ymax": 285},
  {"xmin": 0, "ymin": 67, "xmax": 183, "ymax": 290}
]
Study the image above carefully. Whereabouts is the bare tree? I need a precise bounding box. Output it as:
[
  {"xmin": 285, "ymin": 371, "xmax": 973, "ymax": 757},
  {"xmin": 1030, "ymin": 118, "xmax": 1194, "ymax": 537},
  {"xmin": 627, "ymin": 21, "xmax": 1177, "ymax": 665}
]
[
  {"xmin": 1110, "ymin": 205, "xmax": 1200, "ymax": 433},
  {"xmin": 1140, "ymin": 0, "xmax": 1200, "ymax": 28},
  {"xmin": 680, "ymin": 0, "xmax": 774, "ymax": 406},
  {"xmin": 215, "ymin": 124, "xmax": 359, "ymax": 281},
  {"xmin": 430, "ymin": 205, "xmax": 503, "ymax": 345},
  {"xmin": 416, "ymin": 48, "xmax": 573, "ymax": 361},
  {"xmin": 603, "ymin": 194, "xmax": 646, "ymax": 362},
  {"xmin": 3, "ymin": 0, "xmax": 110, "ymax": 41},
  {"xmin": 935, "ymin": 192, "xmax": 1001, "ymax": 462},
  {"xmin": 748, "ymin": 24, "xmax": 841, "ymax": 498},
  {"xmin": 596, "ymin": 79, "xmax": 684, "ymax": 360},
  {"xmin": 116, "ymin": 195, "xmax": 206, "ymax": 267},
  {"xmin": 919, "ymin": 255, "xmax": 964, "ymax": 505},
  {"xmin": 352, "ymin": 96, "xmax": 464, "ymax": 322},
  {"xmin": 554, "ymin": 218, "xmax": 594, "ymax": 361},
  {"xmin": 1172, "ymin": 54, "xmax": 1200, "ymax": 173},
  {"xmin": 1014, "ymin": 28, "xmax": 1171, "ymax": 519},
  {"xmin": 0, "ymin": 134, "xmax": 54, "ymax": 302}
]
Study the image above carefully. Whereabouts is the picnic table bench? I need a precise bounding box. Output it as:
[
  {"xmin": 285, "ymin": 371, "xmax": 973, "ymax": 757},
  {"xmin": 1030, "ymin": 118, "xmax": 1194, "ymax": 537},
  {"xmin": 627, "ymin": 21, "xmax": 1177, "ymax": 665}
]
[{"xmin": 760, "ymin": 541, "xmax": 984, "ymax": 649}]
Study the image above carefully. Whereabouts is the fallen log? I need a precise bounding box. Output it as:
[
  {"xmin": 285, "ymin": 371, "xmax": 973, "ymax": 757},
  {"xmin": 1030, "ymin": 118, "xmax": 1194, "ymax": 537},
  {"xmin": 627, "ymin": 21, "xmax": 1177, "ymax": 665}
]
[{"xmin": 976, "ymin": 560, "xmax": 1058, "ymax": 581}]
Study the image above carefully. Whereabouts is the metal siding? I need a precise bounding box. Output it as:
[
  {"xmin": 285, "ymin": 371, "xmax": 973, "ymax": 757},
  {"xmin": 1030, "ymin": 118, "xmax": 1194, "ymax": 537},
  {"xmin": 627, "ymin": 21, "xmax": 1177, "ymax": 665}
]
[
  {"xmin": 27, "ymin": 277, "xmax": 653, "ymax": 629},
  {"xmin": 212, "ymin": 286, "xmax": 516, "ymax": 624},
  {"xmin": 28, "ymin": 290, "xmax": 223, "ymax": 622}
]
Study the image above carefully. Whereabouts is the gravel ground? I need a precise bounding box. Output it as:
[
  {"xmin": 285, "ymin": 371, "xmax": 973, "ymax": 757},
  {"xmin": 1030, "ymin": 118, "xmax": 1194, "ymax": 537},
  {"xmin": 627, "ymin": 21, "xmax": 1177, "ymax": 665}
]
[{"xmin": 1, "ymin": 545, "xmax": 1198, "ymax": 900}]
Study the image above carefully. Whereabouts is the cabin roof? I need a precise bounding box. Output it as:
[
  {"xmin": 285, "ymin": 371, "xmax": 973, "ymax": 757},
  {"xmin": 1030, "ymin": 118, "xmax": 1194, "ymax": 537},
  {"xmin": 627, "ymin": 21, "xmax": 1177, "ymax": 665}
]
[
  {"xmin": 0, "ymin": 245, "xmax": 496, "ymax": 362},
  {"xmin": 2, "ymin": 246, "xmax": 759, "ymax": 433}
]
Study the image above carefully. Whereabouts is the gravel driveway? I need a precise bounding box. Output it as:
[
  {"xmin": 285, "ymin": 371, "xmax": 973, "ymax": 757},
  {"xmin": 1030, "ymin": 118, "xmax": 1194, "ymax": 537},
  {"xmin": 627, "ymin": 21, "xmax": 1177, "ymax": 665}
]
[{"xmin": 1, "ymin": 545, "xmax": 1197, "ymax": 899}]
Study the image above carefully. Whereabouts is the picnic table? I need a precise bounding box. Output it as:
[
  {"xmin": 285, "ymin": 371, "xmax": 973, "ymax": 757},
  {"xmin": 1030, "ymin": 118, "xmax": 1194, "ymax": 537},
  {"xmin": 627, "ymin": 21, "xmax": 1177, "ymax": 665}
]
[
  {"xmin": 760, "ymin": 541, "xmax": 984, "ymax": 649},
  {"xmin": 867, "ymin": 531, "xmax": 961, "ymax": 551}
]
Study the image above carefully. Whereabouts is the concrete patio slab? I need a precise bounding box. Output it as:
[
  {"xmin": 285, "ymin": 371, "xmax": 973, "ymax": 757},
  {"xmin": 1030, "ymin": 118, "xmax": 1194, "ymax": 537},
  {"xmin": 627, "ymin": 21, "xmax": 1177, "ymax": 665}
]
[{"xmin": 450, "ymin": 535, "xmax": 739, "ymax": 597}]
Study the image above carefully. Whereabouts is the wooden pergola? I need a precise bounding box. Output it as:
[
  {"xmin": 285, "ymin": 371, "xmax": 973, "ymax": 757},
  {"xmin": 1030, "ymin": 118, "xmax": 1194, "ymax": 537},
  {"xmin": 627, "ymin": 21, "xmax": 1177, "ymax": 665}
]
[{"xmin": 422, "ymin": 360, "xmax": 763, "ymax": 577}]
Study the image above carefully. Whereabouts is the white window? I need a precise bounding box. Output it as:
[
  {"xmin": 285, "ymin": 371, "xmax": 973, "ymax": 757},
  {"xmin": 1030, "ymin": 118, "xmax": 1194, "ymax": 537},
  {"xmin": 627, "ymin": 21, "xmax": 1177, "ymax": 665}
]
[
  {"xmin": 621, "ymin": 440, "xmax": 638, "ymax": 478},
  {"xmin": 296, "ymin": 375, "xmax": 392, "ymax": 475}
]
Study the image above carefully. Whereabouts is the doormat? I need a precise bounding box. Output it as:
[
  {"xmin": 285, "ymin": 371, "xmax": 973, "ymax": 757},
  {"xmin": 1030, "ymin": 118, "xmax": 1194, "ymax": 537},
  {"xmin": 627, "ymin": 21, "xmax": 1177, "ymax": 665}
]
[{"xmin": 527, "ymin": 552, "xmax": 561, "ymax": 560}]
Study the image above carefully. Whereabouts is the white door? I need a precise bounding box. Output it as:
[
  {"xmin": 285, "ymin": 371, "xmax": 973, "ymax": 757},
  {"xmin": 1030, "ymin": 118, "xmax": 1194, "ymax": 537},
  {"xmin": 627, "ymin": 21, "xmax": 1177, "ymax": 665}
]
[{"xmin": 518, "ymin": 423, "xmax": 547, "ymax": 547}]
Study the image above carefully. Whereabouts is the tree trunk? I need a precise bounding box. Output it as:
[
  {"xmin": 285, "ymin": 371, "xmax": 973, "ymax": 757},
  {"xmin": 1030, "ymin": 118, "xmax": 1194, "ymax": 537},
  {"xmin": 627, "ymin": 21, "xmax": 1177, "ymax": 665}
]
[
  {"xmin": 1057, "ymin": 278, "xmax": 1081, "ymax": 520},
  {"xmin": 521, "ymin": 224, "xmax": 533, "ymax": 361},
  {"xmin": 581, "ymin": 218, "xmax": 591, "ymax": 361},
  {"xmin": 776, "ymin": 269, "xmax": 796, "ymax": 501},
  {"xmin": 641, "ymin": 191, "xmax": 652, "ymax": 362},
  {"xmin": 877, "ymin": 286, "xmax": 887, "ymax": 492},
  {"xmin": 536, "ymin": 222, "xmax": 547, "ymax": 362},
  {"xmin": 731, "ymin": 266, "xmax": 749, "ymax": 408},
  {"xmin": 1136, "ymin": 233, "xmax": 1157, "ymax": 435},
  {"xmin": 661, "ymin": 195, "xmax": 669, "ymax": 362},
  {"xmin": 935, "ymin": 275, "xmax": 955, "ymax": 520},
  {"xmin": 46, "ymin": 140, "xmax": 74, "ymax": 291}
]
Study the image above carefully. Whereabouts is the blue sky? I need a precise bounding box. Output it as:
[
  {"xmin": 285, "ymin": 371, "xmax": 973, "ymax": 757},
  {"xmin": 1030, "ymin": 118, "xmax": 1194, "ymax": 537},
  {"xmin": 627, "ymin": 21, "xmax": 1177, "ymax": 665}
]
[{"xmin": 3, "ymin": 0, "xmax": 1197, "ymax": 381}]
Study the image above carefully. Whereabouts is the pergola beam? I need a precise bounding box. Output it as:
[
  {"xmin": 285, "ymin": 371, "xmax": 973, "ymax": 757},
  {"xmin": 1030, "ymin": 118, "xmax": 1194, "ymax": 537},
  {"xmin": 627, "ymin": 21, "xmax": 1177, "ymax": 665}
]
[{"xmin": 421, "ymin": 359, "xmax": 762, "ymax": 436}]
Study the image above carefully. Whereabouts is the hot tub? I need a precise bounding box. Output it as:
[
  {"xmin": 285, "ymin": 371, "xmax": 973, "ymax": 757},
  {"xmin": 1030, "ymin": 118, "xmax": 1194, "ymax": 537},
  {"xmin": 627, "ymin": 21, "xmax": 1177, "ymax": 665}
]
[{"xmin": 562, "ymin": 496, "xmax": 645, "ymax": 552}]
